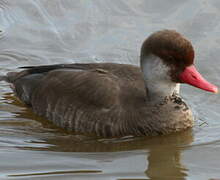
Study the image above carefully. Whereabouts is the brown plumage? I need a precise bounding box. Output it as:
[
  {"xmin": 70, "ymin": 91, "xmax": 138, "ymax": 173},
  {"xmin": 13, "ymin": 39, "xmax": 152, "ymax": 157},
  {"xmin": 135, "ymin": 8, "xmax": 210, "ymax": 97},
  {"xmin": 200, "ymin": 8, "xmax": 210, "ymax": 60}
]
[{"xmin": 2, "ymin": 30, "xmax": 216, "ymax": 137}]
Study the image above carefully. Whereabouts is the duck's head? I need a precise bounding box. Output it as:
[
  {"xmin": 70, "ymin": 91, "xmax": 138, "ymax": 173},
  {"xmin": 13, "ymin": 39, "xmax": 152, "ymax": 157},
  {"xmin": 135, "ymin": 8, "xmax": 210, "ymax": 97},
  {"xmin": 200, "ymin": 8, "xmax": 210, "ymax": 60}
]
[{"xmin": 140, "ymin": 30, "xmax": 218, "ymax": 100}]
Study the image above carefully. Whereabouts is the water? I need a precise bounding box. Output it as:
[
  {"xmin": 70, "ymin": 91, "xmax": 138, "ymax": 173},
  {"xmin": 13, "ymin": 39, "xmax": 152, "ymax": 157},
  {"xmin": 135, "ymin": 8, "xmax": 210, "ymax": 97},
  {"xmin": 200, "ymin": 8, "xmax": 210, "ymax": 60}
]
[{"xmin": 0, "ymin": 0, "xmax": 220, "ymax": 179}]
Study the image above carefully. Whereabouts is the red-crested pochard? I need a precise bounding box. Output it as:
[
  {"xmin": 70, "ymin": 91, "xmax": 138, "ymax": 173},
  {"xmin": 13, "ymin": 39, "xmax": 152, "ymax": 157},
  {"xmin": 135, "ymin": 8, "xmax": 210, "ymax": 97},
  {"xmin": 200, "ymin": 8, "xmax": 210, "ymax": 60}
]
[{"xmin": 0, "ymin": 30, "xmax": 218, "ymax": 137}]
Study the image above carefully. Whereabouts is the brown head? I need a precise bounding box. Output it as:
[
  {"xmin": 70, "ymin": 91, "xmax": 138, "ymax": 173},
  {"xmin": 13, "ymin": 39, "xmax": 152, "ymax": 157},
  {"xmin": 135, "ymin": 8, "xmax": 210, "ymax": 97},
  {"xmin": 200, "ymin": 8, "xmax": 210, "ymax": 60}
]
[{"xmin": 140, "ymin": 30, "xmax": 218, "ymax": 94}]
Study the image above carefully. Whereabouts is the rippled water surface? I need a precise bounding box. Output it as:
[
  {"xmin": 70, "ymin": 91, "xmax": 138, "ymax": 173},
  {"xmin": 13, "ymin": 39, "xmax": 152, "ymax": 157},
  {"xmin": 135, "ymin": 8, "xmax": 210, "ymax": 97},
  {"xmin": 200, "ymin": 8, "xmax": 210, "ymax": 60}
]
[{"xmin": 1, "ymin": 1, "xmax": 220, "ymax": 179}]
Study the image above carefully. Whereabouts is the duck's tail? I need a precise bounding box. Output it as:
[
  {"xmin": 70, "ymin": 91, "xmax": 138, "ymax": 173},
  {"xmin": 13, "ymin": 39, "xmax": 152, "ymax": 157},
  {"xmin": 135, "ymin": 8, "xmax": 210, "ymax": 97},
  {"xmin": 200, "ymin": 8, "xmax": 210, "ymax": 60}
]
[
  {"xmin": 0, "ymin": 72, "xmax": 19, "ymax": 83},
  {"xmin": 0, "ymin": 75, "xmax": 7, "ymax": 82}
]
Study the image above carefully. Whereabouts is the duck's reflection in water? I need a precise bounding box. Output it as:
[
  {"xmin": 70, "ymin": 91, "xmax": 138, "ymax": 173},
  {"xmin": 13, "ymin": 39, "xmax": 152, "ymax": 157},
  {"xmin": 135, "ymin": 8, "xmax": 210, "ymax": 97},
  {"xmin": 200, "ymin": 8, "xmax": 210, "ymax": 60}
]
[{"xmin": 2, "ymin": 93, "xmax": 193, "ymax": 179}]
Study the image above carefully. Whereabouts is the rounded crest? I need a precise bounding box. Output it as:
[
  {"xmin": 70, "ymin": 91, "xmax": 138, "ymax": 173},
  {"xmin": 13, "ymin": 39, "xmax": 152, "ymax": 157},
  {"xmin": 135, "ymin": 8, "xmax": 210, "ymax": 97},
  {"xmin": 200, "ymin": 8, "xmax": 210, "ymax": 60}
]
[{"xmin": 141, "ymin": 30, "xmax": 194, "ymax": 70}]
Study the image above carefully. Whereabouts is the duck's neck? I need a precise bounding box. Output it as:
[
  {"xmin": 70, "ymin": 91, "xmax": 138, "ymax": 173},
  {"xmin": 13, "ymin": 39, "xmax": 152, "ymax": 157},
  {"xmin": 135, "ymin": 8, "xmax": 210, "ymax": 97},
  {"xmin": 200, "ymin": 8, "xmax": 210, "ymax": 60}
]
[{"xmin": 141, "ymin": 54, "xmax": 180, "ymax": 104}]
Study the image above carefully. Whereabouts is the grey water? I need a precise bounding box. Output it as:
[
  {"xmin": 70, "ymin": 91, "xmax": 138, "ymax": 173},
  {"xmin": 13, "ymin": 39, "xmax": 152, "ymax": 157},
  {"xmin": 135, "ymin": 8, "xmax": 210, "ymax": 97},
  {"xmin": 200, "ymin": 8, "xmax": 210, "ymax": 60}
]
[{"xmin": 0, "ymin": 0, "xmax": 220, "ymax": 179}]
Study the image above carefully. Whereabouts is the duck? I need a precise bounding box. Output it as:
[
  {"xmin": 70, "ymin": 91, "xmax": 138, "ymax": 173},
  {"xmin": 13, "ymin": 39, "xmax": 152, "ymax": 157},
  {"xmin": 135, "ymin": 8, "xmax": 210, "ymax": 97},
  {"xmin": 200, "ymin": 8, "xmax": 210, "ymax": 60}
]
[{"xmin": 0, "ymin": 30, "xmax": 218, "ymax": 137}]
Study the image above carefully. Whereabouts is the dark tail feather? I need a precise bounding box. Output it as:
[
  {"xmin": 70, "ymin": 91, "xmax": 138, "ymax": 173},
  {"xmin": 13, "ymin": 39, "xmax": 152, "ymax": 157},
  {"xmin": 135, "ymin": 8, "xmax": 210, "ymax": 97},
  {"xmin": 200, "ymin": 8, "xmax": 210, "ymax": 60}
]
[
  {"xmin": 18, "ymin": 64, "xmax": 87, "ymax": 74},
  {"xmin": 0, "ymin": 72, "xmax": 20, "ymax": 83},
  {"xmin": 0, "ymin": 75, "xmax": 7, "ymax": 82}
]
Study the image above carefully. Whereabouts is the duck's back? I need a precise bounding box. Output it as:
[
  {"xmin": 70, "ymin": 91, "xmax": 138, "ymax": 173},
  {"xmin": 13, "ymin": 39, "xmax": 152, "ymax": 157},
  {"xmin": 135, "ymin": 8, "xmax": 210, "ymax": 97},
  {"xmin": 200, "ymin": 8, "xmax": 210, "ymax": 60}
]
[{"xmin": 8, "ymin": 63, "xmax": 154, "ymax": 136}]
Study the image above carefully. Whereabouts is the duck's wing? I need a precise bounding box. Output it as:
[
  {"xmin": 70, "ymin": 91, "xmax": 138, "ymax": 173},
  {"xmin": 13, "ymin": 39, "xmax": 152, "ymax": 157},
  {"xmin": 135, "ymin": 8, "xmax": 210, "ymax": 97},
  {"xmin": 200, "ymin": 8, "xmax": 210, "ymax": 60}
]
[
  {"xmin": 4, "ymin": 63, "xmax": 119, "ymax": 104},
  {"xmin": 3, "ymin": 63, "xmax": 146, "ymax": 136}
]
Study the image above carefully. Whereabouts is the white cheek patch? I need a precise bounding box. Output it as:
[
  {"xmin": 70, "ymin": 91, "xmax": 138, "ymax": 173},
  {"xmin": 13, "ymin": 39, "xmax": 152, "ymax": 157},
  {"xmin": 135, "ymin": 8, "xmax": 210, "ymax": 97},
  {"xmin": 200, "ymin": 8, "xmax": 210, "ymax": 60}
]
[
  {"xmin": 141, "ymin": 54, "xmax": 171, "ymax": 82},
  {"xmin": 141, "ymin": 54, "xmax": 179, "ymax": 102}
]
